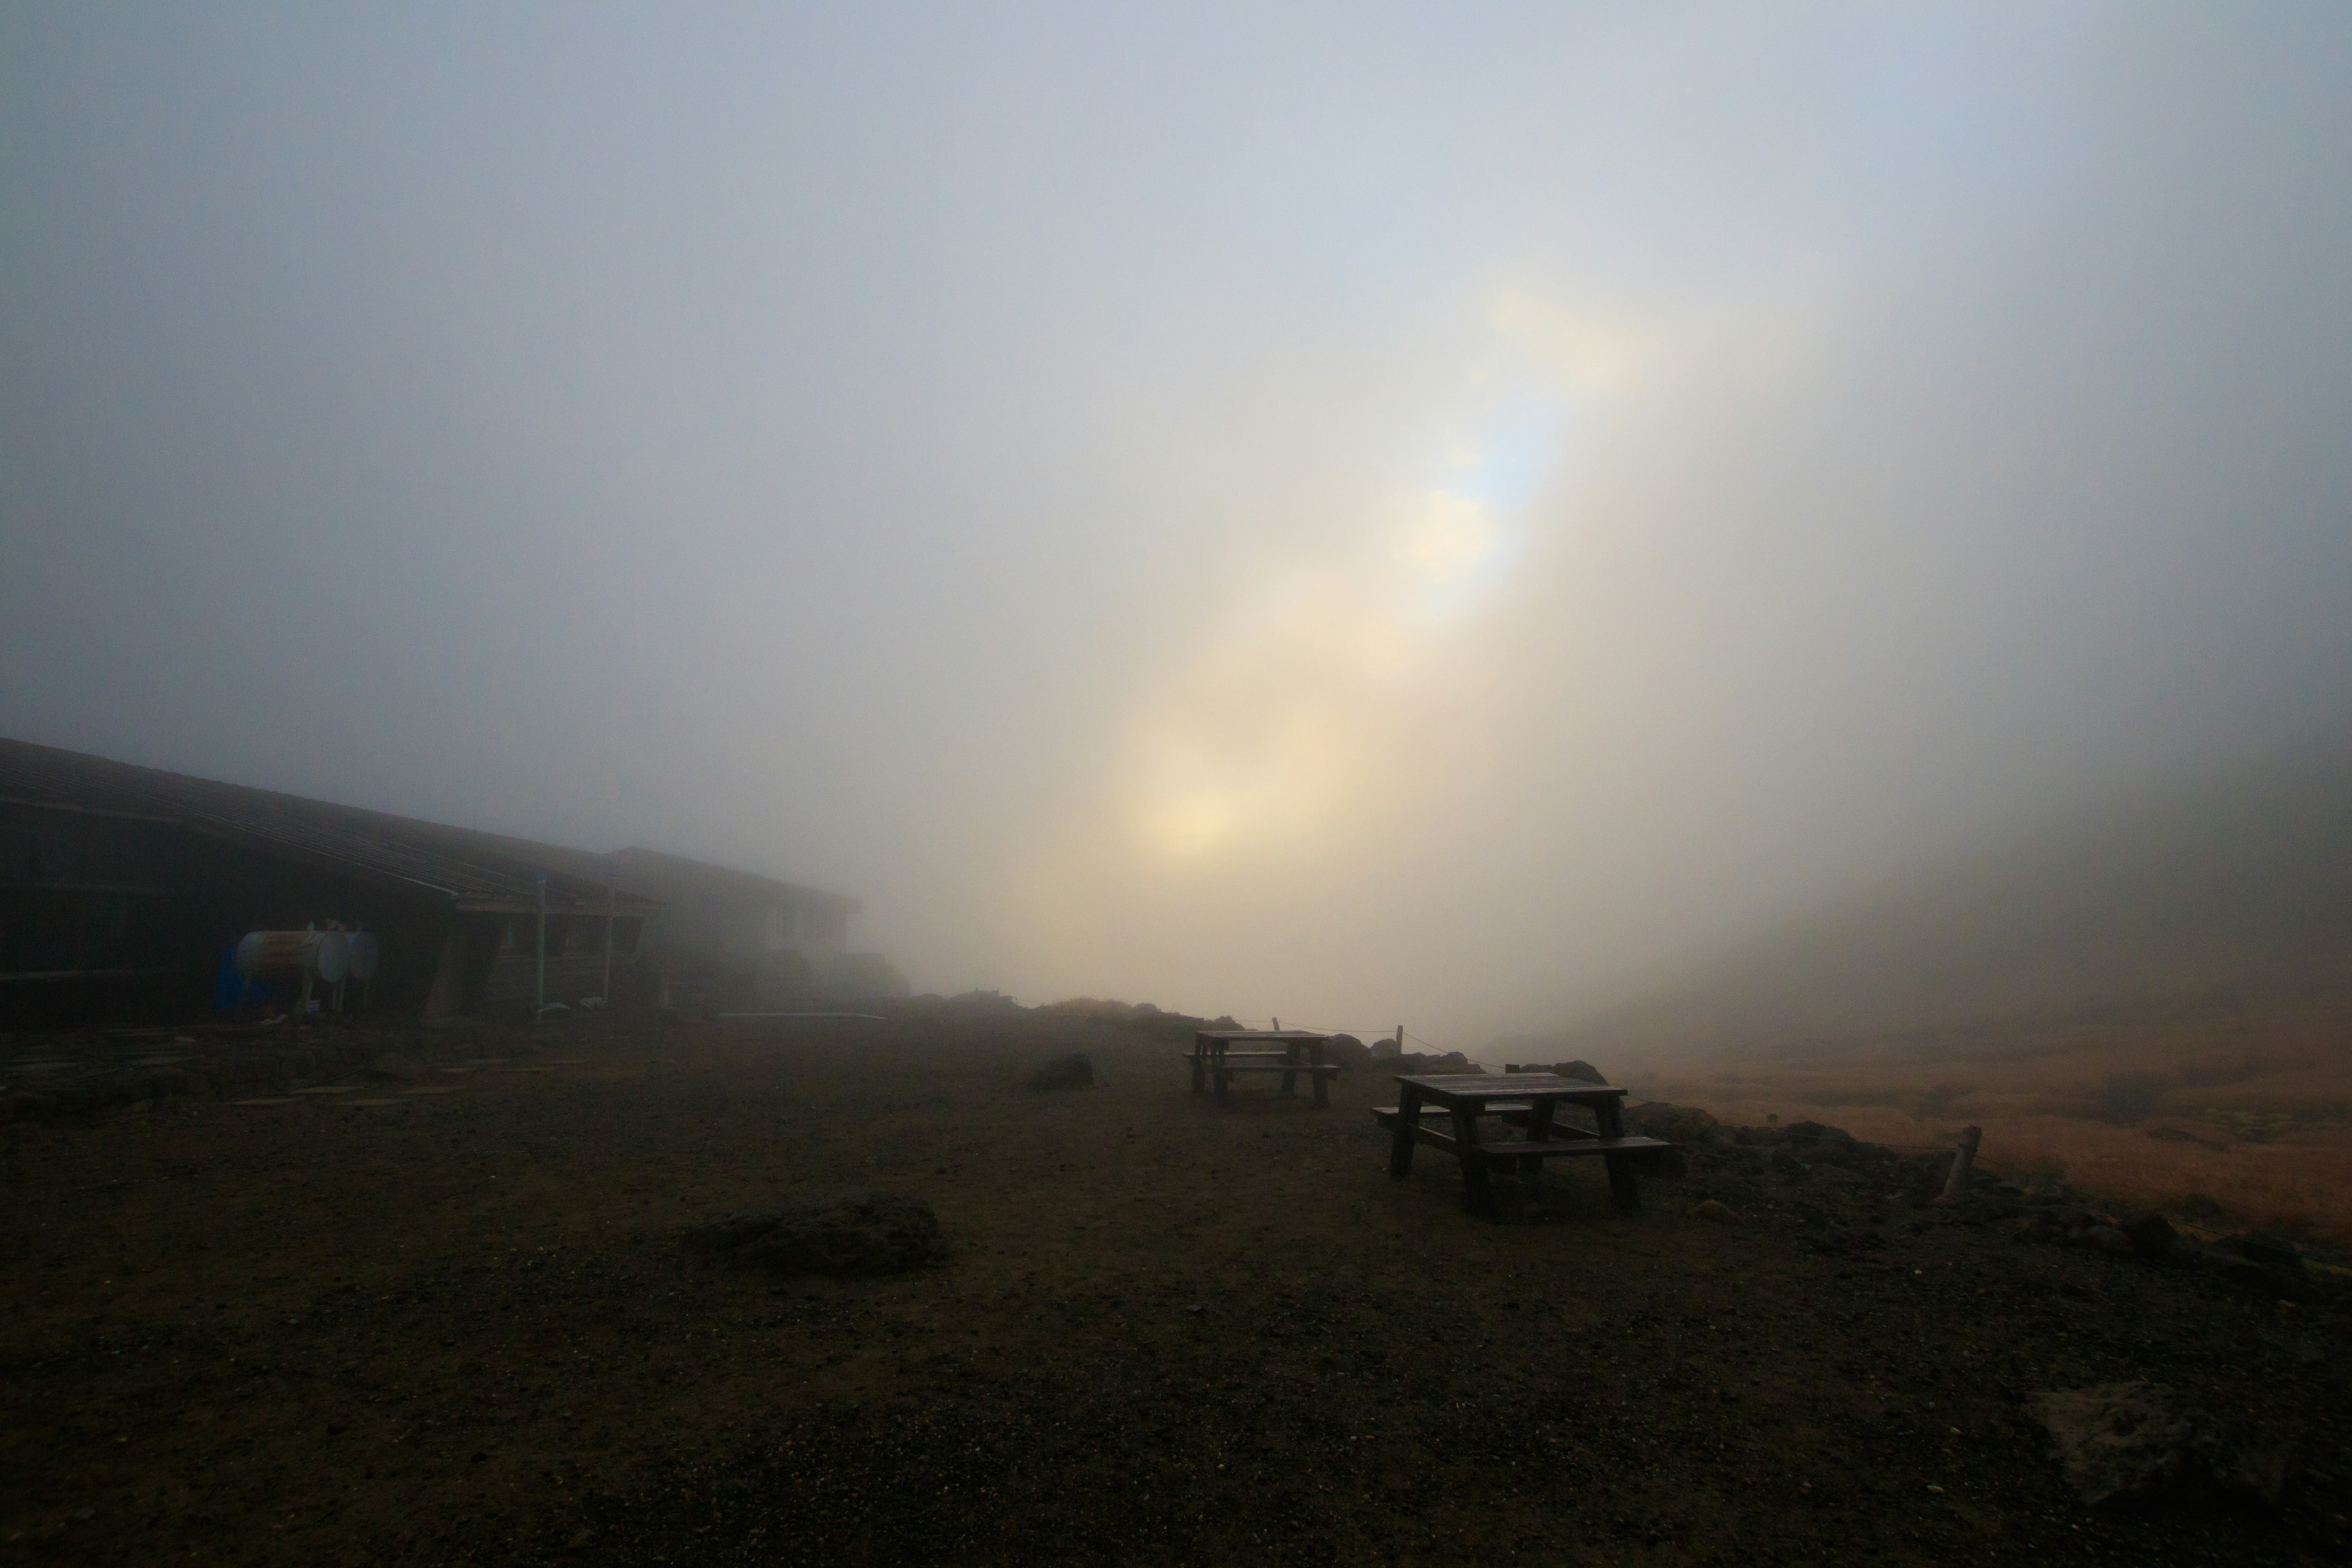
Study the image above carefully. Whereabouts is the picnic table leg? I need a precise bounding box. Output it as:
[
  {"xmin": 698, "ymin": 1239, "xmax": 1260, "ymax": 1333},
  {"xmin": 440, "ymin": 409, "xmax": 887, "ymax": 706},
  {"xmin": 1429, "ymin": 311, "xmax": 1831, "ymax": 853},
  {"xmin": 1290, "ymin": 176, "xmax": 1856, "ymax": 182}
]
[
  {"xmin": 1595, "ymin": 1097, "xmax": 1640, "ymax": 1211},
  {"xmin": 1452, "ymin": 1101, "xmax": 1498, "ymax": 1216},
  {"xmin": 1387, "ymin": 1083, "xmax": 1421, "ymax": 1177},
  {"xmin": 1214, "ymin": 1052, "xmax": 1231, "ymax": 1107},
  {"xmin": 1280, "ymin": 1039, "xmax": 1298, "ymax": 1097},
  {"xmin": 1310, "ymin": 1041, "xmax": 1329, "ymax": 1109},
  {"xmin": 1523, "ymin": 1097, "xmax": 1558, "ymax": 1175},
  {"xmin": 1190, "ymin": 1036, "xmax": 1205, "ymax": 1093}
]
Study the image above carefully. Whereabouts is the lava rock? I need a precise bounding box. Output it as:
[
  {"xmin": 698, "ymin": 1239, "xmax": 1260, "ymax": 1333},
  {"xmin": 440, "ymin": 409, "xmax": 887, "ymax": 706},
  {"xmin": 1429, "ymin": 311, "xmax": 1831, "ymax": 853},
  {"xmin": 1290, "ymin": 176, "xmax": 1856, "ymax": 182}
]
[
  {"xmin": 2121, "ymin": 1213, "xmax": 2177, "ymax": 1261},
  {"xmin": 2032, "ymin": 1384, "xmax": 2203, "ymax": 1505},
  {"xmin": 2031, "ymin": 1382, "xmax": 2299, "ymax": 1509},
  {"xmin": 2082, "ymin": 1224, "xmax": 2138, "ymax": 1257},
  {"xmin": 1321, "ymin": 1034, "xmax": 1371, "ymax": 1071},
  {"xmin": 1687, "ymin": 1199, "xmax": 1737, "ymax": 1223},
  {"xmin": 685, "ymin": 1190, "xmax": 948, "ymax": 1276},
  {"xmin": 1025, "ymin": 1054, "xmax": 1093, "ymax": 1091},
  {"xmin": 2232, "ymin": 1234, "xmax": 2305, "ymax": 1273},
  {"xmin": 1627, "ymin": 1101, "xmax": 1720, "ymax": 1147}
]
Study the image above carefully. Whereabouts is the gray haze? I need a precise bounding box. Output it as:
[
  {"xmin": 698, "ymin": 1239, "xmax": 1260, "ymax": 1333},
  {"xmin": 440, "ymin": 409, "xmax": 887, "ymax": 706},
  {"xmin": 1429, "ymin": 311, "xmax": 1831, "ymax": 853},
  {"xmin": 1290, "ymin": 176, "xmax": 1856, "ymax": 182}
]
[{"xmin": 5, "ymin": 5, "xmax": 2350, "ymax": 1041}]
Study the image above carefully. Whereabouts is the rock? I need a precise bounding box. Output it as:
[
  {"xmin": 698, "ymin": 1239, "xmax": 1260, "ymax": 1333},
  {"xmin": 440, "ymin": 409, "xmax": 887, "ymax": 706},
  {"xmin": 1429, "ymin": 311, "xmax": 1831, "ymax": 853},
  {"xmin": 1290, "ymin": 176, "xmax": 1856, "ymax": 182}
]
[
  {"xmin": 2032, "ymin": 1383, "xmax": 2203, "ymax": 1505},
  {"xmin": 1627, "ymin": 1101, "xmax": 1719, "ymax": 1147},
  {"xmin": 2176, "ymin": 1193, "xmax": 2228, "ymax": 1224},
  {"xmin": 2030, "ymin": 1382, "xmax": 2299, "ymax": 1509},
  {"xmin": 2083, "ymin": 1224, "xmax": 2138, "ymax": 1257},
  {"xmin": 1688, "ymin": 1199, "xmax": 1736, "ymax": 1223},
  {"xmin": 2233, "ymin": 1233, "xmax": 2305, "ymax": 1273},
  {"xmin": 1801, "ymin": 1163, "xmax": 1869, "ymax": 1191},
  {"xmin": 1322, "ymin": 1034, "xmax": 1370, "ymax": 1071},
  {"xmin": 1025, "ymin": 1053, "xmax": 1093, "ymax": 1091},
  {"xmin": 2213, "ymin": 1255, "xmax": 2323, "ymax": 1303},
  {"xmin": 684, "ymin": 1190, "xmax": 947, "ymax": 1276},
  {"xmin": 2121, "ymin": 1213, "xmax": 2176, "ymax": 1261},
  {"xmin": 366, "ymin": 1054, "xmax": 425, "ymax": 1084}
]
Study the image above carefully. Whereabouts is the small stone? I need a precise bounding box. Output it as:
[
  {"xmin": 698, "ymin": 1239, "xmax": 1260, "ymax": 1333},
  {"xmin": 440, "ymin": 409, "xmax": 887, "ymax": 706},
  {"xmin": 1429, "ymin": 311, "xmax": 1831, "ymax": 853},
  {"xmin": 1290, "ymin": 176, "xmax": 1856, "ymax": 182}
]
[{"xmin": 1687, "ymin": 1199, "xmax": 1736, "ymax": 1223}]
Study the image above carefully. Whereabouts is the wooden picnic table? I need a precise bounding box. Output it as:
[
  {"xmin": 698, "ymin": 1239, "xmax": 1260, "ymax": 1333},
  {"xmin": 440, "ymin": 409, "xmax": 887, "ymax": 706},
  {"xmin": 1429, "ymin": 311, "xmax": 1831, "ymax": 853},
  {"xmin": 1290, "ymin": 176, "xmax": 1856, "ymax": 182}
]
[
  {"xmin": 1373, "ymin": 1073, "xmax": 1673, "ymax": 1216},
  {"xmin": 1188, "ymin": 1029, "xmax": 1341, "ymax": 1107}
]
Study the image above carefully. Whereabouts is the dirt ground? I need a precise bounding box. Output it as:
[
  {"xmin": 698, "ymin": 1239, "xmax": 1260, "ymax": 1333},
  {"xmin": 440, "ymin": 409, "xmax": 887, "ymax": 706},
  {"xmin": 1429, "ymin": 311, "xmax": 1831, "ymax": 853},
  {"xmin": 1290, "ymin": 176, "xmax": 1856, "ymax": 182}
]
[{"xmin": 3, "ymin": 1008, "xmax": 2348, "ymax": 1566}]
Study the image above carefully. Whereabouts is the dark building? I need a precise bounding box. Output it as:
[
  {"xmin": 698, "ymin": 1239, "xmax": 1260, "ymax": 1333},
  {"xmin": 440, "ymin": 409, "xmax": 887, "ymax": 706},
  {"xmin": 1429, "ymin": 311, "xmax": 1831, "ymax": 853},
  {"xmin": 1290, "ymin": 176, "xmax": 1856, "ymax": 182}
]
[
  {"xmin": 598, "ymin": 846, "xmax": 905, "ymax": 1010},
  {"xmin": 0, "ymin": 737, "xmax": 661, "ymax": 1023}
]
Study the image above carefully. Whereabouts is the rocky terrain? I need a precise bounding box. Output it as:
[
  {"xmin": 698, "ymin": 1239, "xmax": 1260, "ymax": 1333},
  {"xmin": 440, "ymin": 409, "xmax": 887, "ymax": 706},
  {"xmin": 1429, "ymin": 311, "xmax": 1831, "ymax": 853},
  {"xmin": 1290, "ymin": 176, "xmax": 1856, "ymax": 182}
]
[{"xmin": 1, "ymin": 1006, "xmax": 2346, "ymax": 1564}]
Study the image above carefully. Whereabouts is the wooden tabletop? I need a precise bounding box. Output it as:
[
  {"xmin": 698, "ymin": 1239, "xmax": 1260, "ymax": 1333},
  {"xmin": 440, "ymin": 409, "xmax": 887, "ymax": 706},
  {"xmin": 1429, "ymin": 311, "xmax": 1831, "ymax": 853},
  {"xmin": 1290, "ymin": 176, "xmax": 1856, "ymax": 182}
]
[{"xmin": 1392, "ymin": 1074, "xmax": 1626, "ymax": 1100}]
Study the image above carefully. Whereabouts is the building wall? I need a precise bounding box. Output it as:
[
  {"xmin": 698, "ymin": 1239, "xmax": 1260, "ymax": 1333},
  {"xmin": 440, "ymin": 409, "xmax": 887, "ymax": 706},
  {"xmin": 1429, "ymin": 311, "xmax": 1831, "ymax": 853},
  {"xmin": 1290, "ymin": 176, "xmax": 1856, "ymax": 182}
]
[{"xmin": 0, "ymin": 799, "xmax": 456, "ymax": 1023}]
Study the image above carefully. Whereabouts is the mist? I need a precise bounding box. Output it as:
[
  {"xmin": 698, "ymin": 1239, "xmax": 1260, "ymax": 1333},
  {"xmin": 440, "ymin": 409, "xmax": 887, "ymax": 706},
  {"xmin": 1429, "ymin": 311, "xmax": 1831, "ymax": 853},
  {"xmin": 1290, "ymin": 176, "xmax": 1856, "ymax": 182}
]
[{"xmin": 5, "ymin": 4, "xmax": 2350, "ymax": 1042}]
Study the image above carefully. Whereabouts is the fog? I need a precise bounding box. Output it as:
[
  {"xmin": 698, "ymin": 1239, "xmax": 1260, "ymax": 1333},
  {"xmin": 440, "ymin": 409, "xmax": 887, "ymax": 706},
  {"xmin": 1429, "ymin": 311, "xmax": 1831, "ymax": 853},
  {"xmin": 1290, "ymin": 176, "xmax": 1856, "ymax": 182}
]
[{"xmin": 4, "ymin": 5, "xmax": 2349, "ymax": 1041}]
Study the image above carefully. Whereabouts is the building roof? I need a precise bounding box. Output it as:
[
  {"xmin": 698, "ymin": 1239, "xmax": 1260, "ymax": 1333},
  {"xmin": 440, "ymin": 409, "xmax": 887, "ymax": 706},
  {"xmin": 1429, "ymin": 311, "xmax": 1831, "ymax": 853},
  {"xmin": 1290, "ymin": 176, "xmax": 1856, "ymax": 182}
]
[
  {"xmin": 600, "ymin": 846, "xmax": 859, "ymax": 916},
  {"xmin": 0, "ymin": 736, "xmax": 664, "ymax": 915}
]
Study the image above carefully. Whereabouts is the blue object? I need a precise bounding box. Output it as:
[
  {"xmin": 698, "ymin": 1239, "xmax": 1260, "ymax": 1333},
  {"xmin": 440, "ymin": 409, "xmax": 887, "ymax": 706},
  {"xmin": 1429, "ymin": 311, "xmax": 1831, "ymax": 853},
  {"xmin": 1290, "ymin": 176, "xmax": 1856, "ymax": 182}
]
[{"xmin": 213, "ymin": 946, "xmax": 268, "ymax": 1014}]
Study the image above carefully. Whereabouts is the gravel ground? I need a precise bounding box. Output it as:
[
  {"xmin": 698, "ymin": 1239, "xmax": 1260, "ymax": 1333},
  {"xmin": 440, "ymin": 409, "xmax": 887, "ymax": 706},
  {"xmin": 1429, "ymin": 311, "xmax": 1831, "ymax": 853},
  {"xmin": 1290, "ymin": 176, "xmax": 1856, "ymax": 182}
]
[{"xmin": 1, "ymin": 1008, "xmax": 2346, "ymax": 1565}]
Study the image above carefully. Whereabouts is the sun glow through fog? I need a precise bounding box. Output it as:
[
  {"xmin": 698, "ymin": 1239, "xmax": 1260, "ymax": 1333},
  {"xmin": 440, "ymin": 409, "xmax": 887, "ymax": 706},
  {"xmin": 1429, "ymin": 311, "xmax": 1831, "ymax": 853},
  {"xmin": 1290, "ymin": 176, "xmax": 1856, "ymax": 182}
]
[{"xmin": 1112, "ymin": 295, "xmax": 1629, "ymax": 869}]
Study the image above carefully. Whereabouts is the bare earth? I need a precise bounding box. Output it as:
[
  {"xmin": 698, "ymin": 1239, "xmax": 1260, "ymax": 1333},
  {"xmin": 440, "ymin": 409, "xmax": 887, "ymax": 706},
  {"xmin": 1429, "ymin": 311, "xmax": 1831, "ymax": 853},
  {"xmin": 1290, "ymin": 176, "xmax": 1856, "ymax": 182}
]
[{"xmin": 2, "ymin": 1009, "xmax": 2348, "ymax": 1565}]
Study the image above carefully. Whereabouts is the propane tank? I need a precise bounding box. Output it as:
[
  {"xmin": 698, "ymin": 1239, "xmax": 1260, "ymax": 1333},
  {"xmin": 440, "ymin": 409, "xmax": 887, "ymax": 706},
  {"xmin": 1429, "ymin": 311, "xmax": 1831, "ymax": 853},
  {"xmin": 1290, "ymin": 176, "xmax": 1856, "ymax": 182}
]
[
  {"xmin": 345, "ymin": 930, "xmax": 380, "ymax": 982},
  {"xmin": 235, "ymin": 929, "xmax": 351, "ymax": 984}
]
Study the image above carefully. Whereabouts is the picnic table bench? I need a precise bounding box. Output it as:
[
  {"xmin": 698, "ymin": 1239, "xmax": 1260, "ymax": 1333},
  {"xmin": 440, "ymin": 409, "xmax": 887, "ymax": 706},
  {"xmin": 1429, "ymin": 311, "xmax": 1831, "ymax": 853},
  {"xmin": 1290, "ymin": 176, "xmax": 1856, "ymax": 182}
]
[
  {"xmin": 1188, "ymin": 1029, "xmax": 1341, "ymax": 1107},
  {"xmin": 1373, "ymin": 1073, "xmax": 1672, "ymax": 1216}
]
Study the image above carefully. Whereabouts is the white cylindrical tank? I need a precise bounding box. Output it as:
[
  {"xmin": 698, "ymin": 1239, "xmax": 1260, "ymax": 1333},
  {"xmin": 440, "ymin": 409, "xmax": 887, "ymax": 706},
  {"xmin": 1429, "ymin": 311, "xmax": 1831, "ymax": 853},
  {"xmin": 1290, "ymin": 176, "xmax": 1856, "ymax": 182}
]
[
  {"xmin": 344, "ymin": 931, "xmax": 380, "ymax": 982},
  {"xmin": 236, "ymin": 930, "xmax": 351, "ymax": 984}
]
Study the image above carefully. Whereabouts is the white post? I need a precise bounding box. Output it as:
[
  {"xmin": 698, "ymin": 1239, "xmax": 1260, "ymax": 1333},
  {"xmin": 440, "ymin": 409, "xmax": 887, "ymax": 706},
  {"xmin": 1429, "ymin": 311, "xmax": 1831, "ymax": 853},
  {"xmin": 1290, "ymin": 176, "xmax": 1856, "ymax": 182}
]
[
  {"xmin": 601, "ymin": 875, "xmax": 616, "ymax": 1003},
  {"xmin": 1937, "ymin": 1126, "xmax": 1983, "ymax": 1204},
  {"xmin": 535, "ymin": 875, "xmax": 548, "ymax": 1018},
  {"xmin": 299, "ymin": 922, "xmax": 315, "ymax": 1019}
]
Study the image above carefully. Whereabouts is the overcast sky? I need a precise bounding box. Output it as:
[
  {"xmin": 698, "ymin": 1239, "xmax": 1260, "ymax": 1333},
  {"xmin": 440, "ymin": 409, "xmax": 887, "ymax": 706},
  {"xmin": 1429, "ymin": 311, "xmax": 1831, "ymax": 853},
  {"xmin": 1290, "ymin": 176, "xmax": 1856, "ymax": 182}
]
[{"xmin": 4, "ymin": 4, "xmax": 2349, "ymax": 1040}]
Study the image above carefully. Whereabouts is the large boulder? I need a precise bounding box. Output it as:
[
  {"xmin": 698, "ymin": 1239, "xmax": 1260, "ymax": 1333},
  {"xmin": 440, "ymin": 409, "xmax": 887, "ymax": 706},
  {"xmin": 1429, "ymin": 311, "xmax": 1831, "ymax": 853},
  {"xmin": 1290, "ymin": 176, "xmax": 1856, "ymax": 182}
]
[
  {"xmin": 1627, "ymin": 1101, "xmax": 1720, "ymax": 1147},
  {"xmin": 2031, "ymin": 1382, "xmax": 2298, "ymax": 1509},
  {"xmin": 1321, "ymin": 1033, "xmax": 1370, "ymax": 1070},
  {"xmin": 685, "ymin": 1190, "xmax": 948, "ymax": 1276},
  {"xmin": 1026, "ymin": 1053, "xmax": 1094, "ymax": 1091}
]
